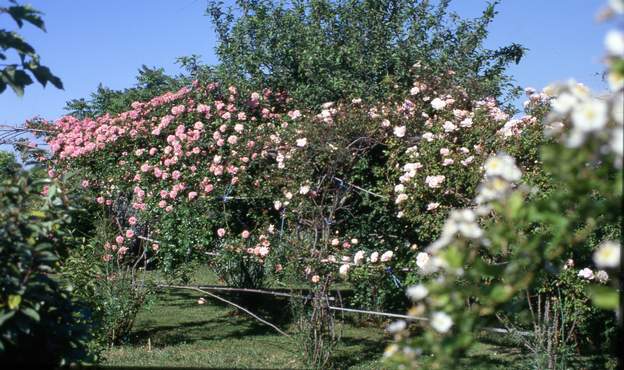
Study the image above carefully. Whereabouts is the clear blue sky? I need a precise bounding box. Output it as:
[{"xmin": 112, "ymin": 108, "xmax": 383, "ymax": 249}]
[{"xmin": 0, "ymin": 0, "xmax": 611, "ymax": 128}]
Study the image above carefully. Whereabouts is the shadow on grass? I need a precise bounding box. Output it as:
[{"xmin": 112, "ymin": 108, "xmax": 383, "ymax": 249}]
[
  {"xmin": 128, "ymin": 313, "xmax": 290, "ymax": 347},
  {"xmin": 331, "ymin": 334, "xmax": 387, "ymax": 368}
]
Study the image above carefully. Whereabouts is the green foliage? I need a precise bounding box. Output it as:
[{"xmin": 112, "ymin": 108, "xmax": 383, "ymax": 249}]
[
  {"xmin": 0, "ymin": 166, "xmax": 92, "ymax": 365},
  {"xmin": 207, "ymin": 0, "xmax": 525, "ymax": 108},
  {"xmin": 60, "ymin": 217, "xmax": 154, "ymax": 349},
  {"xmin": 0, "ymin": 150, "xmax": 19, "ymax": 181},
  {"xmin": 64, "ymin": 65, "xmax": 180, "ymax": 119},
  {"xmin": 0, "ymin": 0, "xmax": 62, "ymax": 95},
  {"xmin": 387, "ymin": 82, "xmax": 622, "ymax": 369}
]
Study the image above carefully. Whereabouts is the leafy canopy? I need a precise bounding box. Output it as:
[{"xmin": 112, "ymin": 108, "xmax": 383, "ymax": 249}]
[
  {"xmin": 206, "ymin": 0, "xmax": 525, "ymax": 108},
  {"xmin": 0, "ymin": 0, "xmax": 62, "ymax": 96}
]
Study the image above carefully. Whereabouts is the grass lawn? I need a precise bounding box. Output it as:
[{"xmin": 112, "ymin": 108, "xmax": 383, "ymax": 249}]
[{"xmin": 98, "ymin": 268, "xmax": 605, "ymax": 369}]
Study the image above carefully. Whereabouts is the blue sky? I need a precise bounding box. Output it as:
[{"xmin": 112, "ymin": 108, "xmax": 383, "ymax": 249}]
[{"xmin": 0, "ymin": 0, "xmax": 611, "ymax": 128}]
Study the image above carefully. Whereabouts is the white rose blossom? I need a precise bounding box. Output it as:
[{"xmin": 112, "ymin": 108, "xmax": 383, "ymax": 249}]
[
  {"xmin": 431, "ymin": 311, "xmax": 453, "ymax": 333},
  {"xmin": 406, "ymin": 284, "xmax": 428, "ymax": 301},
  {"xmin": 593, "ymin": 240, "xmax": 621, "ymax": 268}
]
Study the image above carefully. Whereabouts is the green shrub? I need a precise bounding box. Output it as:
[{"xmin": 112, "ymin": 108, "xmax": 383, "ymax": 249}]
[{"xmin": 0, "ymin": 167, "xmax": 92, "ymax": 366}]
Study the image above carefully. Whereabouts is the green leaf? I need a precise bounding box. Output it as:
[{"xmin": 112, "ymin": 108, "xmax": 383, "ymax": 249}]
[
  {"xmin": 0, "ymin": 310, "xmax": 16, "ymax": 326},
  {"xmin": 0, "ymin": 31, "xmax": 36, "ymax": 55},
  {"xmin": 21, "ymin": 307, "xmax": 40, "ymax": 322},
  {"xmin": 8, "ymin": 294, "xmax": 21, "ymax": 310},
  {"xmin": 7, "ymin": 5, "xmax": 46, "ymax": 31},
  {"xmin": 490, "ymin": 284, "xmax": 513, "ymax": 303},
  {"xmin": 589, "ymin": 285, "xmax": 619, "ymax": 310}
]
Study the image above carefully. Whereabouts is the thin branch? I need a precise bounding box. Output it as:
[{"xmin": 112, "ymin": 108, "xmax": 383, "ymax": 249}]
[{"xmin": 158, "ymin": 284, "xmax": 291, "ymax": 337}]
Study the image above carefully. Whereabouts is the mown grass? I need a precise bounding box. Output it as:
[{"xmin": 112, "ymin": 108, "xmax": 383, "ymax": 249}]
[{"xmin": 98, "ymin": 267, "xmax": 606, "ymax": 369}]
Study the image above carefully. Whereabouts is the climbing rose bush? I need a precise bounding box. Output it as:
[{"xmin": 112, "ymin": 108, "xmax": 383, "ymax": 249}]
[{"xmin": 385, "ymin": 4, "xmax": 622, "ymax": 367}]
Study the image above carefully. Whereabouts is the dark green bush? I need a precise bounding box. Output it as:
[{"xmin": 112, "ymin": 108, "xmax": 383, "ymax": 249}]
[{"xmin": 0, "ymin": 167, "xmax": 92, "ymax": 366}]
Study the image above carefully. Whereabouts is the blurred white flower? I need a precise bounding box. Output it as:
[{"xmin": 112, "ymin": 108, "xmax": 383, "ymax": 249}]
[
  {"xmin": 610, "ymin": 0, "xmax": 624, "ymax": 13},
  {"xmin": 387, "ymin": 320, "xmax": 407, "ymax": 334},
  {"xmin": 571, "ymin": 98, "xmax": 608, "ymax": 133},
  {"xmin": 431, "ymin": 311, "xmax": 453, "ymax": 333},
  {"xmin": 605, "ymin": 30, "xmax": 624, "ymax": 57},
  {"xmin": 593, "ymin": 240, "xmax": 621, "ymax": 268},
  {"xmin": 484, "ymin": 154, "xmax": 522, "ymax": 182},
  {"xmin": 551, "ymin": 93, "xmax": 578, "ymax": 114},
  {"xmin": 406, "ymin": 284, "xmax": 428, "ymax": 301}
]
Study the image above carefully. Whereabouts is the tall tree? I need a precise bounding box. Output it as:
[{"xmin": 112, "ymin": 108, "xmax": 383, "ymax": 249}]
[{"xmin": 206, "ymin": 0, "xmax": 525, "ymax": 108}]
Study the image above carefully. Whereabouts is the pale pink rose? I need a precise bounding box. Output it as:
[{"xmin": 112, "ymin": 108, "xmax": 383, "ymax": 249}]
[
  {"xmin": 115, "ymin": 235, "xmax": 124, "ymax": 244},
  {"xmin": 126, "ymin": 229, "xmax": 135, "ymax": 238},
  {"xmin": 380, "ymin": 251, "xmax": 393, "ymax": 262},
  {"xmin": 128, "ymin": 216, "xmax": 137, "ymax": 225},
  {"xmin": 242, "ymin": 230, "xmax": 250, "ymax": 239},
  {"xmin": 427, "ymin": 202, "xmax": 440, "ymax": 211},
  {"xmin": 370, "ymin": 252, "xmax": 379, "ymax": 263},
  {"xmin": 217, "ymin": 228, "xmax": 226, "ymax": 238},
  {"xmin": 258, "ymin": 246, "xmax": 270, "ymax": 257},
  {"xmin": 442, "ymin": 121, "xmax": 456, "ymax": 132},
  {"xmin": 425, "ymin": 175, "xmax": 445, "ymax": 188},
  {"xmin": 311, "ymin": 275, "xmax": 320, "ymax": 283},
  {"xmin": 393, "ymin": 126, "xmax": 406, "ymax": 138},
  {"xmin": 96, "ymin": 196, "xmax": 105, "ymax": 204},
  {"xmin": 188, "ymin": 191, "xmax": 198, "ymax": 200},
  {"xmin": 296, "ymin": 138, "xmax": 308, "ymax": 147}
]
